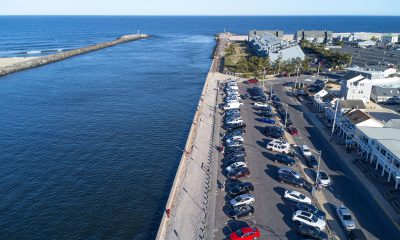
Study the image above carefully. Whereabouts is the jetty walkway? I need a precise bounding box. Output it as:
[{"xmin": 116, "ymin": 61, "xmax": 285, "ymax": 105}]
[{"xmin": 0, "ymin": 34, "xmax": 149, "ymax": 77}]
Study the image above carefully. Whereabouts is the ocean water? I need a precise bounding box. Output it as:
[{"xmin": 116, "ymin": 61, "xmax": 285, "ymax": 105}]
[{"xmin": 0, "ymin": 16, "xmax": 400, "ymax": 240}]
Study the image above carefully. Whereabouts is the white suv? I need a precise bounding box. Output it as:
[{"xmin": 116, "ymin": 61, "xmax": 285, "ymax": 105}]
[
  {"xmin": 267, "ymin": 142, "xmax": 291, "ymax": 154},
  {"xmin": 292, "ymin": 210, "xmax": 326, "ymax": 230},
  {"xmin": 269, "ymin": 139, "xmax": 290, "ymax": 147}
]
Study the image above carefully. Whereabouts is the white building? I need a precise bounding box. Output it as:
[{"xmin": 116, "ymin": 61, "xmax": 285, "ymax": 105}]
[
  {"xmin": 357, "ymin": 40, "xmax": 376, "ymax": 48},
  {"xmin": 335, "ymin": 109, "xmax": 384, "ymax": 145},
  {"xmin": 382, "ymin": 35, "xmax": 399, "ymax": 45},
  {"xmin": 340, "ymin": 73, "xmax": 373, "ymax": 103},
  {"xmin": 325, "ymin": 99, "xmax": 366, "ymax": 124},
  {"xmin": 354, "ymin": 122, "xmax": 400, "ymax": 188}
]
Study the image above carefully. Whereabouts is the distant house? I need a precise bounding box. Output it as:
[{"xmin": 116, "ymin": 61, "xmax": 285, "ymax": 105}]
[
  {"xmin": 371, "ymin": 86, "xmax": 400, "ymax": 103},
  {"xmin": 335, "ymin": 109, "xmax": 384, "ymax": 145},
  {"xmin": 313, "ymin": 89, "xmax": 337, "ymax": 112},
  {"xmin": 340, "ymin": 73, "xmax": 373, "ymax": 103},
  {"xmin": 357, "ymin": 40, "xmax": 376, "ymax": 48},
  {"xmin": 248, "ymin": 31, "xmax": 305, "ymax": 62},
  {"xmin": 295, "ymin": 30, "xmax": 333, "ymax": 45}
]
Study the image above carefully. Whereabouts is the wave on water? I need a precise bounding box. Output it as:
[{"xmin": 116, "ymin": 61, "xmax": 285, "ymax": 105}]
[{"xmin": 174, "ymin": 35, "xmax": 214, "ymax": 44}]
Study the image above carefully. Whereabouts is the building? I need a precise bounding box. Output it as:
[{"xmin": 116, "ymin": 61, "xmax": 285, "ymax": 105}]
[
  {"xmin": 335, "ymin": 109, "xmax": 384, "ymax": 145},
  {"xmin": 382, "ymin": 34, "xmax": 399, "ymax": 45},
  {"xmin": 340, "ymin": 73, "xmax": 373, "ymax": 103},
  {"xmin": 354, "ymin": 124, "xmax": 400, "ymax": 188},
  {"xmin": 345, "ymin": 67, "xmax": 396, "ymax": 80},
  {"xmin": 325, "ymin": 99, "xmax": 366, "ymax": 123},
  {"xmin": 295, "ymin": 30, "xmax": 333, "ymax": 45},
  {"xmin": 248, "ymin": 30, "xmax": 284, "ymax": 39},
  {"xmin": 248, "ymin": 31, "xmax": 305, "ymax": 62},
  {"xmin": 313, "ymin": 89, "xmax": 336, "ymax": 112},
  {"xmin": 371, "ymin": 86, "xmax": 400, "ymax": 103},
  {"xmin": 357, "ymin": 40, "xmax": 377, "ymax": 48}
]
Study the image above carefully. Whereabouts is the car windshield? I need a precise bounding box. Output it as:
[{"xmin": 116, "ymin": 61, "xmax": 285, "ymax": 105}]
[
  {"xmin": 343, "ymin": 214, "xmax": 352, "ymax": 221},
  {"xmin": 311, "ymin": 215, "xmax": 319, "ymax": 222},
  {"xmin": 320, "ymin": 172, "xmax": 328, "ymax": 179},
  {"xmin": 235, "ymin": 196, "xmax": 242, "ymax": 201},
  {"xmin": 236, "ymin": 229, "xmax": 244, "ymax": 237},
  {"xmin": 299, "ymin": 194, "xmax": 305, "ymax": 199}
]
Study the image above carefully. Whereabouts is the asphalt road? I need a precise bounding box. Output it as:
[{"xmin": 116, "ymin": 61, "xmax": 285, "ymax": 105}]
[
  {"xmin": 272, "ymin": 79, "xmax": 400, "ymax": 240},
  {"xmin": 213, "ymin": 81, "xmax": 316, "ymax": 240}
]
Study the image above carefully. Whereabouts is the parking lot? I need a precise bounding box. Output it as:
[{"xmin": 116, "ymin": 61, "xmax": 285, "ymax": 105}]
[
  {"xmin": 213, "ymin": 80, "xmax": 326, "ymax": 240},
  {"xmin": 332, "ymin": 45, "xmax": 400, "ymax": 67}
]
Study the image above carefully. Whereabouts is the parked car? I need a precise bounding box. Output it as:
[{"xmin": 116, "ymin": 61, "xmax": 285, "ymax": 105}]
[
  {"xmin": 226, "ymin": 205, "xmax": 255, "ymax": 219},
  {"xmin": 258, "ymin": 118, "xmax": 276, "ymax": 124},
  {"xmin": 297, "ymin": 224, "xmax": 329, "ymax": 240},
  {"xmin": 348, "ymin": 229, "xmax": 367, "ymax": 240},
  {"xmin": 229, "ymin": 194, "xmax": 255, "ymax": 207},
  {"xmin": 227, "ymin": 182, "xmax": 254, "ymax": 197},
  {"xmin": 265, "ymin": 126, "xmax": 284, "ymax": 138},
  {"xmin": 226, "ymin": 123, "xmax": 246, "ymax": 132},
  {"xmin": 316, "ymin": 170, "xmax": 331, "ymax": 187},
  {"xmin": 301, "ymin": 145, "xmax": 312, "ymax": 157},
  {"xmin": 306, "ymin": 155, "xmax": 319, "ymax": 169},
  {"xmin": 226, "ymin": 162, "xmax": 248, "ymax": 173},
  {"xmin": 258, "ymin": 106, "xmax": 272, "ymax": 112},
  {"xmin": 225, "ymin": 135, "xmax": 244, "ymax": 143},
  {"xmin": 288, "ymin": 126, "xmax": 299, "ymax": 136},
  {"xmin": 292, "ymin": 210, "xmax": 326, "ymax": 230},
  {"xmin": 269, "ymin": 139, "xmax": 290, "ymax": 147},
  {"xmin": 224, "ymin": 129, "xmax": 245, "ymax": 139},
  {"xmin": 278, "ymin": 167, "xmax": 301, "ymax": 179},
  {"xmin": 336, "ymin": 205, "xmax": 356, "ymax": 231},
  {"xmin": 247, "ymin": 78, "xmax": 259, "ymax": 84},
  {"xmin": 225, "ymin": 140, "xmax": 243, "ymax": 148},
  {"xmin": 224, "ymin": 157, "xmax": 245, "ymax": 167},
  {"xmin": 240, "ymin": 94, "xmax": 250, "ymax": 99},
  {"xmin": 225, "ymin": 146, "xmax": 246, "ymax": 154},
  {"xmin": 295, "ymin": 202, "xmax": 326, "ymax": 220},
  {"xmin": 277, "ymin": 173, "xmax": 306, "ymax": 187},
  {"xmin": 226, "ymin": 118, "xmax": 244, "ymax": 125},
  {"xmin": 254, "ymin": 102, "xmax": 269, "ymax": 107},
  {"xmin": 272, "ymin": 153, "xmax": 296, "ymax": 166},
  {"xmin": 266, "ymin": 142, "xmax": 291, "ymax": 154},
  {"xmin": 225, "ymin": 151, "xmax": 246, "ymax": 159},
  {"xmin": 228, "ymin": 167, "xmax": 250, "ymax": 180},
  {"xmin": 228, "ymin": 227, "xmax": 260, "ymax": 240},
  {"xmin": 284, "ymin": 190, "xmax": 312, "ymax": 204},
  {"xmin": 259, "ymin": 112, "xmax": 275, "ymax": 118}
]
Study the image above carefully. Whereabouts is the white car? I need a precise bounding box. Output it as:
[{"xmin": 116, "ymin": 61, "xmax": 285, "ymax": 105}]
[
  {"xmin": 229, "ymin": 194, "xmax": 255, "ymax": 207},
  {"xmin": 336, "ymin": 205, "xmax": 356, "ymax": 231},
  {"xmin": 301, "ymin": 145, "xmax": 312, "ymax": 157},
  {"xmin": 284, "ymin": 190, "xmax": 312, "ymax": 204},
  {"xmin": 226, "ymin": 136, "xmax": 244, "ymax": 144},
  {"xmin": 223, "ymin": 102, "xmax": 242, "ymax": 110},
  {"xmin": 266, "ymin": 143, "xmax": 291, "ymax": 154},
  {"xmin": 226, "ymin": 118, "xmax": 243, "ymax": 125},
  {"xmin": 254, "ymin": 102, "xmax": 269, "ymax": 107},
  {"xmin": 269, "ymin": 139, "xmax": 290, "ymax": 147},
  {"xmin": 226, "ymin": 162, "xmax": 247, "ymax": 173},
  {"xmin": 278, "ymin": 167, "xmax": 301, "ymax": 179},
  {"xmin": 317, "ymin": 170, "xmax": 331, "ymax": 187},
  {"xmin": 292, "ymin": 210, "xmax": 326, "ymax": 230}
]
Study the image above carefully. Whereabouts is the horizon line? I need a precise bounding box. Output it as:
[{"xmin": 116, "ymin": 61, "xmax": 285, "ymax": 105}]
[{"xmin": 1, "ymin": 14, "xmax": 400, "ymax": 17}]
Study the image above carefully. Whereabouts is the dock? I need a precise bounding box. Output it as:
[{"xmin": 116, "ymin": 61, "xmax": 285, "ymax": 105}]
[{"xmin": 0, "ymin": 34, "xmax": 150, "ymax": 77}]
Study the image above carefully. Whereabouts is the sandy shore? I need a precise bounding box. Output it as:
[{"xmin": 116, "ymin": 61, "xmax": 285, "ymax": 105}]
[{"xmin": 0, "ymin": 57, "xmax": 37, "ymax": 68}]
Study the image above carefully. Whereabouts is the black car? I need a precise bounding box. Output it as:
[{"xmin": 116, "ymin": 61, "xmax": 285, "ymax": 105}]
[
  {"xmin": 295, "ymin": 202, "xmax": 326, "ymax": 220},
  {"xmin": 265, "ymin": 126, "xmax": 284, "ymax": 138},
  {"xmin": 277, "ymin": 172, "xmax": 306, "ymax": 187},
  {"xmin": 259, "ymin": 112, "xmax": 274, "ymax": 118},
  {"xmin": 273, "ymin": 154, "xmax": 296, "ymax": 166},
  {"xmin": 225, "ymin": 145, "xmax": 245, "ymax": 154},
  {"xmin": 277, "ymin": 106, "xmax": 286, "ymax": 116},
  {"xmin": 251, "ymin": 96, "xmax": 267, "ymax": 102},
  {"xmin": 240, "ymin": 94, "xmax": 249, "ymax": 99},
  {"xmin": 224, "ymin": 157, "xmax": 246, "ymax": 167},
  {"xmin": 258, "ymin": 106, "xmax": 272, "ymax": 112},
  {"xmin": 225, "ymin": 123, "xmax": 246, "ymax": 132},
  {"xmin": 227, "ymin": 167, "xmax": 250, "ymax": 180},
  {"xmin": 224, "ymin": 129, "xmax": 245, "ymax": 139},
  {"xmin": 225, "ymin": 151, "xmax": 246, "ymax": 159},
  {"xmin": 226, "ymin": 205, "xmax": 255, "ymax": 219},
  {"xmin": 306, "ymin": 155, "xmax": 319, "ymax": 169},
  {"xmin": 297, "ymin": 225, "xmax": 328, "ymax": 240},
  {"xmin": 348, "ymin": 229, "xmax": 367, "ymax": 240},
  {"xmin": 227, "ymin": 182, "xmax": 254, "ymax": 197}
]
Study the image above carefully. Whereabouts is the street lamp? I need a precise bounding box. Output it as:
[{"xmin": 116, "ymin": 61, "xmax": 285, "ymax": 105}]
[{"xmin": 309, "ymin": 148, "xmax": 323, "ymax": 185}]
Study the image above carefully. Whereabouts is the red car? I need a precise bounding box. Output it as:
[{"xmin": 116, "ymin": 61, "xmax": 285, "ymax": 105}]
[
  {"xmin": 247, "ymin": 78, "xmax": 259, "ymax": 84},
  {"xmin": 288, "ymin": 126, "xmax": 299, "ymax": 136},
  {"xmin": 229, "ymin": 227, "xmax": 260, "ymax": 240}
]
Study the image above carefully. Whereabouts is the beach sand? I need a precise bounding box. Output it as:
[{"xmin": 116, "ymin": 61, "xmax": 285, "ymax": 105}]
[{"xmin": 0, "ymin": 57, "xmax": 37, "ymax": 68}]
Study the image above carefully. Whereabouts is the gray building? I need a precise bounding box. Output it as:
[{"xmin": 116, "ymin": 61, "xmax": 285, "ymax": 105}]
[
  {"xmin": 371, "ymin": 86, "xmax": 400, "ymax": 103},
  {"xmin": 249, "ymin": 31, "xmax": 305, "ymax": 62},
  {"xmin": 248, "ymin": 30, "xmax": 284, "ymax": 39},
  {"xmin": 295, "ymin": 30, "xmax": 333, "ymax": 45}
]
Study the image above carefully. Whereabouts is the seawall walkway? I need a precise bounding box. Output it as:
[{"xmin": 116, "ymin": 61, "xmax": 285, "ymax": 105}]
[
  {"xmin": 156, "ymin": 34, "xmax": 229, "ymax": 240},
  {"xmin": 0, "ymin": 34, "xmax": 150, "ymax": 77}
]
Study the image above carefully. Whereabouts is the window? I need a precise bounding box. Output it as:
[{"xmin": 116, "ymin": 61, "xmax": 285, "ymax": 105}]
[{"xmin": 359, "ymin": 91, "xmax": 363, "ymax": 94}]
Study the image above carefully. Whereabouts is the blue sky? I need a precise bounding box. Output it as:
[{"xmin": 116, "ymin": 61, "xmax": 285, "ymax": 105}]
[{"xmin": 1, "ymin": 0, "xmax": 400, "ymax": 16}]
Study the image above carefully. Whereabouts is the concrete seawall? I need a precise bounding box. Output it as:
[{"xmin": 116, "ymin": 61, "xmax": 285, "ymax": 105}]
[
  {"xmin": 0, "ymin": 34, "xmax": 150, "ymax": 77},
  {"xmin": 156, "ymin": 36, "xmax": 227, "ymax": 240}
]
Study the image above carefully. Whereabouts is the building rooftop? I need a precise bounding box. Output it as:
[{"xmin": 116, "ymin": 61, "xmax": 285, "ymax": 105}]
[
  {"xmin": 358, "ymin": 126, "xmax": 400, "ymax": 157},
  {"xmin": 345, "ymin": 109, "xmax": 372, "ymax": 124},
  {"xmin": 339, "ymin": 100, "xmax": 366, "ymax": 110},
  {"xmin": 366, "ymin": 111, "xmax": 400, "ymax": 123}
]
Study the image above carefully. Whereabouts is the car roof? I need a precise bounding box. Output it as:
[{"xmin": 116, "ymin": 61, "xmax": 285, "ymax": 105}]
[
  {"xmin": 338, "ymin": 206, "xmax": 351, "ymax": 215},
  {"xmin": 302, "ymin": 145, "xmax": 310, "ymax": 149}
]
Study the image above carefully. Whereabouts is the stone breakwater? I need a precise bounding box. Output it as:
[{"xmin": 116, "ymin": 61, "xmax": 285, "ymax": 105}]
[
  {"xmin": 0, "ymin": 34, "xmax": 150, "ymax": 77},
  {"xmin": 156, "ymin": 35, "xmax": 227, "ymax": 240}
]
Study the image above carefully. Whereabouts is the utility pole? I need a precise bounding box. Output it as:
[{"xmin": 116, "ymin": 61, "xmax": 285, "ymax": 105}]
[
  {"xmin": 331, "ymin": 100, "xmax": 340, "ymax": 141},
  {"xmin": 315, "ymin": 150, "xmax": 322, "ymax": 184},
  {"xmin": 294, "ymin": 65, "xmax": 300, "ymax": 93},
  {"xmin": 284, "ymin": 103, "xmax": 288, "ymax": 127}
]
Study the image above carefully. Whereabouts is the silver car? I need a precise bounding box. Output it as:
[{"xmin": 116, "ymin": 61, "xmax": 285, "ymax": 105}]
[
  {"xmin": 278, "ymin": 167, "xmax": 301, "ymax": 179},
  {"xmin": 336, "ymin": 205, "xmax": 355, "ymax": 230}
]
